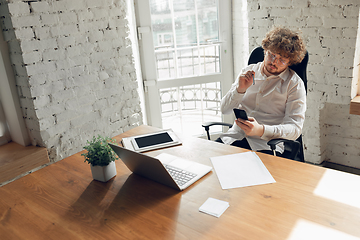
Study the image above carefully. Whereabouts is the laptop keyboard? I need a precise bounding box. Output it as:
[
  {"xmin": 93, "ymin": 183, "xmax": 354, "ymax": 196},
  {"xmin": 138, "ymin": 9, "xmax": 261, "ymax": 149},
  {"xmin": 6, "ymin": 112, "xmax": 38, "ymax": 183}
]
[{"xmin": 164, "ymin": 165, "xmax": 197, "ymax": 186}]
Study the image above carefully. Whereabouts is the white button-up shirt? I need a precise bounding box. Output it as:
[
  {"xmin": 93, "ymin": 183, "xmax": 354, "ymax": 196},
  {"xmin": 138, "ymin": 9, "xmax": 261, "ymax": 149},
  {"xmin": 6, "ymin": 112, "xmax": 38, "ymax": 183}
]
[{"xmin": 220, "ymin": 62, "xmax": 306, "ymax": 153}]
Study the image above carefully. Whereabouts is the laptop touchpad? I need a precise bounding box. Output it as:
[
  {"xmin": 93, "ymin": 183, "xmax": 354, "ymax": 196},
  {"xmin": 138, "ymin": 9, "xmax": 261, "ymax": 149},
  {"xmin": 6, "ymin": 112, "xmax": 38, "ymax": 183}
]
[
  {"xmin": 168, "ymin": 158, "xmax": 192, "ymax": 169},
  {"xmin": 156, "ymin": 153, "xmax": 192, "ymax": 169}
]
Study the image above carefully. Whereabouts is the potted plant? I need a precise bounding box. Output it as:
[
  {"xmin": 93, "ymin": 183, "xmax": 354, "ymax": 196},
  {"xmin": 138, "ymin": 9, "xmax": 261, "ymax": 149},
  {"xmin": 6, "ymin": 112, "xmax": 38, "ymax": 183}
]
[{"xmin": 81, "ymin": 135, "xmax": 119, "ymax": 182}]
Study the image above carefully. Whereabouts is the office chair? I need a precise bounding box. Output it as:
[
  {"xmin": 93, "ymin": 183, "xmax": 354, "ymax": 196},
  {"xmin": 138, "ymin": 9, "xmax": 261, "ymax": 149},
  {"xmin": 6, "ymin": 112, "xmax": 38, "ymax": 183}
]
[{"xmin": 202, "ymin": 46, "xmax": 309, "ymax": 162}]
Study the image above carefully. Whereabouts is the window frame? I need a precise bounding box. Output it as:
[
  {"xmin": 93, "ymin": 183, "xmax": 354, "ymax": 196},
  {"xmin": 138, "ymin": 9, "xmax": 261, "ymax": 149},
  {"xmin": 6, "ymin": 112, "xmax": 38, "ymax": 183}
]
[
  {"xmin": 350, "ymin": 11, "xmax": 360, "ymax": 115},
  {"xmin": 350, "ymin": 95, "xmax": 360, "ymax": 115}
]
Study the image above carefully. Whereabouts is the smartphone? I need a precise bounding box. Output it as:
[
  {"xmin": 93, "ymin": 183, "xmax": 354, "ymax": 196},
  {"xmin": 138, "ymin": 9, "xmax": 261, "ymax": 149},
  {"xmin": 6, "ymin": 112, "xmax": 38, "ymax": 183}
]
[{"xmin": 233, "ymin": 108, "xmax": 248, "ymax": 120}]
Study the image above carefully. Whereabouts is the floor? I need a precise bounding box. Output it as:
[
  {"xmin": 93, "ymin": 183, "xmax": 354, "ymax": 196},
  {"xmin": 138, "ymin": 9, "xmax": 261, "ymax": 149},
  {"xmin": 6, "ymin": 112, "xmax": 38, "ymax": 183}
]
[
  {"xmin": 0, "ymin": 142, "xmax": 50, "ymax": 186},
  {"xmin": 162, "ymin": 109, "xmax": 223, "ymax": 137}
]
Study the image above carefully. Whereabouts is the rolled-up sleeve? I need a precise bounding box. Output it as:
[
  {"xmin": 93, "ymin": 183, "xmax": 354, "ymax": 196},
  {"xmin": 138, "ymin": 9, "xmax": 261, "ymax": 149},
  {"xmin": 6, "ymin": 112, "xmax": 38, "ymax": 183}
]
[
  {"xmin": 220, "ymin": 69, "xmax": 251, "ymax": 115},
  {"xmin": 220, "ymin": 84, "xmax": 245, "ymax": 115}
]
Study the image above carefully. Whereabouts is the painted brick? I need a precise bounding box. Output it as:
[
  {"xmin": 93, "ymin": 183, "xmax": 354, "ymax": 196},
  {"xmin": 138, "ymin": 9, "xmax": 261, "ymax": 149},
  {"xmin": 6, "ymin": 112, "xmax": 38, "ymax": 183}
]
[
  {"xmin": 33, "ymin": 95, "xmax": 51, "ymax": 108},
  {"xmin": 318, "ymin": 27, "xmax": 342, "ymax": 37},
  {"xmin": 88, "ymin": 30, "xmax": 104, "ymax": 43},
  {"xmin": 34, "ymin": 26, "xmax": 51, "ymax": 40},
  {"xmin": 70, "ymin": 112, "xmax": 100, "ymax": 128},
  {"xmin": 22, "ymin": 51, "xmax": 42, "ymax": 64},
  {"xmin": 43, "ymin": 48, "xmax": 66, "ymax": 62},
  {"xmin": 93, "ymin": 9, "xmax": 108, "ymax": 20},
  {"xmin": 64, "ymin": 0, "xmax": 87, "ymax": 11},
  {"xmin": 78, "ymin": 12, "xmax": 94, "ymax": 23},
  {"xmin": 30, "ymin": 2, "xmax": 50, "ymax": 13},
  {"xmin": 20, "ymin": 39, "xmax": 58, "ymax": 52},
  {"xmin": 8, "ymin": 2, "xmax": 30, "ymax": 16},
  {"xmin": 65, "ymin": 46, "xmax": 81, "ymax": 58},
  {"xmin": 71, "ymin": 55, "xmax": 91, "ymax": 67},
  {"xmin": 56, "ymin": 110, "xmax": 78, "ymax": 123},
  {"xmin": 270, "ymin": 8, "xmax": 301, "ymax": 18},
  {"xmin": 51, "ymin": 89, "xmax": 75, "ymax": 103},
  {"xmin": 343, "ymin": 28, "xmax": 357, "ymax": 38},
  {"xmin": 328, "ymin": 0, "xmax": 358, "ymax": 5},
  {"xmin": 70, "ymin": 65, "xmax": 85, "ymax": 76},
  {"xmin": 58, "ymin": 12, "xmax": 78, "ymax": 24},
  {"xmin": 323, "ymin": 17, "xmax": 358, "ymax": 28},
  {"xmin": 12, "ymin": 15, "xmax": 41, "ymax": 28},
  {"xmin": 50, "ymin": 1, "xmax": 67, "ymax": 12},
  {"xmin": 28, "ymin": 73, "xmax": 47, "ymax": 86},
  {"xmin": 25, "ymin": 61, "xmax": 57, "ymax": 76},
  {"xmin": 343, "ymin": 5, "xmax": 360, "ymax": 17},
  {"xmin": 41, "ymin": 14, "xmax": 59, "ymax": 26},
  {"xmin": 306, "ymin": 17, "xmax": 323, "ymax": 27},
  {"xmin": 50, "ymin": 24, "xmax": 79, "ymax": 37},
  {"xmin": 86, "ymin": 0, "xmax": 106, "ymax": 9},
  {"xmin": 57, "ymin": 36, "xmax": 75, "ymax": 48}
]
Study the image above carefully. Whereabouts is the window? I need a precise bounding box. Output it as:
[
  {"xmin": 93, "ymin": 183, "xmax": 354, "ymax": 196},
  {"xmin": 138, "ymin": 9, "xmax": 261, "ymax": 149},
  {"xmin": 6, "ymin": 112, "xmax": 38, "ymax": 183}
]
[
  {"xmin": 157, "ymin": 33, "xmax": 173, "ymax": 46},
  {"xmin": 350, "ymin": 9, "xmax": 360, "ymax": 115},
  {"xmin": 350, "ymin": 96, "xmax": 360, "ymax": 115},
  {"xmin": 0, "ymin": 100, "xmax": 10, "ymax": 146}
]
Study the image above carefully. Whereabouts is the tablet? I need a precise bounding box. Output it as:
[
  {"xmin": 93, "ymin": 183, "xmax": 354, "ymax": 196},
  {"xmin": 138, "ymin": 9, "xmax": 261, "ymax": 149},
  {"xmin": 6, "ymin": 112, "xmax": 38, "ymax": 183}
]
[{"xmin": 121, "ymin": 129, "xmax": 182, "ymax": 152}]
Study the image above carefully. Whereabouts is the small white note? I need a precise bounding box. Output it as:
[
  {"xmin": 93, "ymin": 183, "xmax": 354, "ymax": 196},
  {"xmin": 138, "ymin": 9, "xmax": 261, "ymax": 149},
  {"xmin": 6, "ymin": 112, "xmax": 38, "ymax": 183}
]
[{"xmin": 199, "ymin": 197, "xmax": 229, "ymax": 218}]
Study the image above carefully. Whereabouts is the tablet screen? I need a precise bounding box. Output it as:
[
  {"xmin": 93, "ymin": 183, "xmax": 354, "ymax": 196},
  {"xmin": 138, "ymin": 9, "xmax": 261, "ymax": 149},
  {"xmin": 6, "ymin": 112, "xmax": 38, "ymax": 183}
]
[{"xmin": 134, "ymin": 132, "xmax": 173, "ymax": 148}]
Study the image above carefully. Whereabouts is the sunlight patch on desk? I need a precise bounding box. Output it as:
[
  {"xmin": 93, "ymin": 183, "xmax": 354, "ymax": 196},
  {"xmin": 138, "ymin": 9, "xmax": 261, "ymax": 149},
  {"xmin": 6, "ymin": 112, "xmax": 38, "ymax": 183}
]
[
  {"xmin": 287, "ymin": 219, "xmax": 360, "ymax": 240},
  {"xmin": 313, "ymin": 169, "xmax": 360, "ymax": 209}
]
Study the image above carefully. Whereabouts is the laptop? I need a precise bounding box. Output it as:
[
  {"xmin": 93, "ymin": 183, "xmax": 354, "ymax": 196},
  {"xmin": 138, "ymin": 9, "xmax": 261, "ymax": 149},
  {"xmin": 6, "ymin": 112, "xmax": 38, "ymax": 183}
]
[{"xmin": 109, "ymin": 143, "xmax": 212, "ymax": 191}]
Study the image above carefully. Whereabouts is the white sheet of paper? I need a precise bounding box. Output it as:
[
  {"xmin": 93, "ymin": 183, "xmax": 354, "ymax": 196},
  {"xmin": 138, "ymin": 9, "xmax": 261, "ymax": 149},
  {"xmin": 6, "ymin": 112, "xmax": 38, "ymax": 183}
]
[
  {"xmin": 199, "ymin": 197, "xmax": 229, "ymax": 218},
  {"xmin": 210, "ymin": 151, "xmax": 275, "ymax": 189}
]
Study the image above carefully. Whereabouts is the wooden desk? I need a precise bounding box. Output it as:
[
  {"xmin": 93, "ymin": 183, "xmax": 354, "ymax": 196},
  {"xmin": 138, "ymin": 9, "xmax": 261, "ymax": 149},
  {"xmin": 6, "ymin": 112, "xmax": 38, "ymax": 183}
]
[{"xmin": 1, "ymin": 125, "xmax": 360, "ymax": 239}]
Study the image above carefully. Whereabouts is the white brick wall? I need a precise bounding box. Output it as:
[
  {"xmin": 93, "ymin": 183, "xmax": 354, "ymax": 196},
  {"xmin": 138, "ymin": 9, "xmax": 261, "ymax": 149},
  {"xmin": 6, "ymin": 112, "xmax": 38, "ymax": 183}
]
[
  {"xmin": 234, "ymin": 0, "xmax": 360, "ymax": 167},
  {"xmin": 0, "ymin": 0, "xmax": 143, "ymax": 162}
]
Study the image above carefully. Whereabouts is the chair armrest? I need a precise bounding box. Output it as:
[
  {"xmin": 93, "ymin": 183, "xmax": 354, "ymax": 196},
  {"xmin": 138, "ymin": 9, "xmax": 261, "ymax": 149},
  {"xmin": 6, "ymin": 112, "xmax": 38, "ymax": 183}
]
[
  {"xmin": 267, "ymin": 138, "xmax": 301, "ymax": 160},
  {"xmin": 201, "ymin": 122, "xmax": 233, "ymax": 140},
  {"xmin": 202, "ymin": 122, "xmax": 233, "ymax": 128}
]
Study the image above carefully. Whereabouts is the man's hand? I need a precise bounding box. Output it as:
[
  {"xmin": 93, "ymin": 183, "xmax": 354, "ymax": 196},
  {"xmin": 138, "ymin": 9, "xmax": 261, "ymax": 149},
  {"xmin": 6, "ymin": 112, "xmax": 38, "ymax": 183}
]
[
  {"xmin": 237, "ymin": 70, "xmax": 255, "ymax": 93},
  {"xmin": 235, "ymin": 117, "xmax": 264, "ymax": 137}
]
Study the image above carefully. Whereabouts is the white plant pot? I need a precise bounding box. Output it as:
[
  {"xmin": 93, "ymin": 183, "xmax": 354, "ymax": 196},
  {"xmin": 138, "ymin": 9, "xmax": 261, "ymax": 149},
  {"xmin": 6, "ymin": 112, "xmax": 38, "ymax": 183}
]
[{"xmin": 90, "ymin": 161, "xmax": 117, "ymax": 182}]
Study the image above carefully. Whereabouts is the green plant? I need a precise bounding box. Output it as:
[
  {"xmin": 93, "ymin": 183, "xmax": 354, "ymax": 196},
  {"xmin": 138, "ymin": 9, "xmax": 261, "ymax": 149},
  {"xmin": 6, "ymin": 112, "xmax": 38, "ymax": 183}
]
[{"xmin": 81, "ymin": 135, "xmax": 118, "ymax": 167}]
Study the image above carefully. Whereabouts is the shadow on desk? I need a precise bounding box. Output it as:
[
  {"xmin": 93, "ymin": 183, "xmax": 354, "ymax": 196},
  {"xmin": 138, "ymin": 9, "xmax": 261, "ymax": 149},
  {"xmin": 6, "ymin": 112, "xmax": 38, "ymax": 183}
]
[
  {"xmin": 64, "ymin": 174, "xmax": 182, "ymax": 239},
  {"xmin": 104, "ymin": 174, "xmax": 182, "ymax": 239}
]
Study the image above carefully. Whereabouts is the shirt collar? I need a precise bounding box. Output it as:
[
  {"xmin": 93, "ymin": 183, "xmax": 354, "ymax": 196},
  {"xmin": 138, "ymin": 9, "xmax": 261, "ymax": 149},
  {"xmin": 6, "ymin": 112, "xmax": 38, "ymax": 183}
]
[{"xmin": 278, "ymin": 67, "xmax": 290, "ymax": 81}]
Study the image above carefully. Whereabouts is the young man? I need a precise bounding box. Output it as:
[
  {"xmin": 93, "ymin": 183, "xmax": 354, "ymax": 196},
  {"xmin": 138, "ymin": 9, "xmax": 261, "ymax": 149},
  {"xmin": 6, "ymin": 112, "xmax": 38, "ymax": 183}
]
[{"xmin": 218, "ymin": 26, "xmax": 307, "ymax": 155}]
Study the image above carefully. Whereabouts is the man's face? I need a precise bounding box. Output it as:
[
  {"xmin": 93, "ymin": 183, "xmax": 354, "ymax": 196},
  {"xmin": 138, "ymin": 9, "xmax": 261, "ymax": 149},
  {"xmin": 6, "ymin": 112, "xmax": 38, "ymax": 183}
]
[{"xmin": 264, "ymin": 50, "xmax": 290, "ymax": 75}]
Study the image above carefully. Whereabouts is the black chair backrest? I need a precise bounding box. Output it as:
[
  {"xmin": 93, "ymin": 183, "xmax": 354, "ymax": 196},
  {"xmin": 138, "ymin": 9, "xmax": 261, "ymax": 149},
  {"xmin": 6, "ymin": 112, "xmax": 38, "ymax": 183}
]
[{"xmin": 247, "ymin": 46, "xmax": 308, "ymax": 92}]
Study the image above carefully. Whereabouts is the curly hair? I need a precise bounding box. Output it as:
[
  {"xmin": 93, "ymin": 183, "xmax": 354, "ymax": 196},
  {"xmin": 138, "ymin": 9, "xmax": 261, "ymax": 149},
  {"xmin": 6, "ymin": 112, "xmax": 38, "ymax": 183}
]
[{"xmin": 261, "ymin": 26, "xmax": 306, "ymax": 66}]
